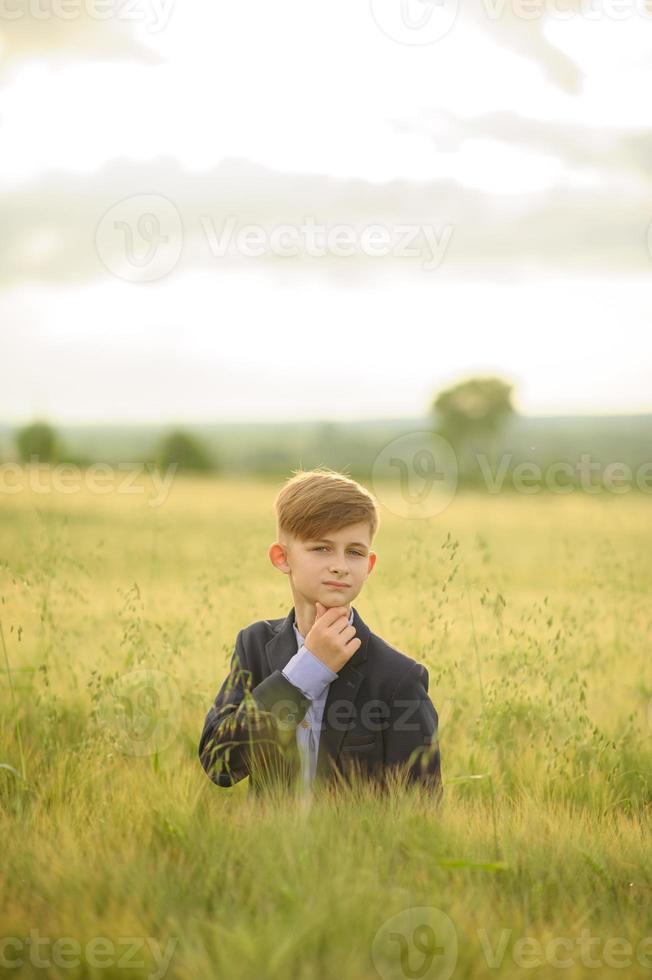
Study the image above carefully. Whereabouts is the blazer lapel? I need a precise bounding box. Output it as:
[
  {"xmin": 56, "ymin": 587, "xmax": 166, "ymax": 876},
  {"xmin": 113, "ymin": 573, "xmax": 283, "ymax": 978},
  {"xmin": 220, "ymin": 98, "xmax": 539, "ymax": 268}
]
[
  {"xmin": 264, "ymin": 605, "xmax": 371, "ymax": 783},
  {"xmin": 316, "ymin": 608, "xmax": 369, "ymax": 781},
  {"xmin": 264, "ymin": 606, "xmax": 303, "ymax": 674}
]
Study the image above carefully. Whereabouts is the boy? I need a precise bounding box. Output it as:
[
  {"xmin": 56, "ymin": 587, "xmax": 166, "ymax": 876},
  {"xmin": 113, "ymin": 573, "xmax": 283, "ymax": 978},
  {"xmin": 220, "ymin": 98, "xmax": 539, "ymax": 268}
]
[{"xmin": 198, "ymin": 468, "xmax": 442, "ymax": 798}]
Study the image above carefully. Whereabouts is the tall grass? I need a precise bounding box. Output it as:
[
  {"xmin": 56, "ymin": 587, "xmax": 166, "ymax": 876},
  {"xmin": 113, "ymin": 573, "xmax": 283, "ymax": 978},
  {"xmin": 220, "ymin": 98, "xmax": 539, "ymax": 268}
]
[{"xmin": 1, "ymin": 477, "xmax": 651, "ymax": 978}]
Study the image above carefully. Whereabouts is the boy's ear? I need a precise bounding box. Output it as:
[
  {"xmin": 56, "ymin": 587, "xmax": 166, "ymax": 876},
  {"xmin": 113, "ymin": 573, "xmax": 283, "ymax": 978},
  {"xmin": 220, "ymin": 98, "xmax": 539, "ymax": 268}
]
[
  {"xmin": 367, "ymin": 551, "xmax": 377, "ymax": 575},
  {"xmin": 268, "ymin": 541, "xmax": 291, "ymax": 573}
]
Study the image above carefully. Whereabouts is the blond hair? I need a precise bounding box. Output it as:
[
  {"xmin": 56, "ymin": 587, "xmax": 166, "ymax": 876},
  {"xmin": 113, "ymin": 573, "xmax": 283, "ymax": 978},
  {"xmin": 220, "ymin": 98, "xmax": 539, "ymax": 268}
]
[{"xmin": 274, "ymin": 467, "xmax": 379, "ymax": 543}]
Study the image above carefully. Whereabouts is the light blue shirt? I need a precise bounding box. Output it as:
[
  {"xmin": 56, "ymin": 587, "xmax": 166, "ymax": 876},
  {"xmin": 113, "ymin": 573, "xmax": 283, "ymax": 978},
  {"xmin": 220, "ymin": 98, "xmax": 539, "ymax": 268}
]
[{"xmin": 281, "ymin": 608, "xmax": 354, "ymax": 789}]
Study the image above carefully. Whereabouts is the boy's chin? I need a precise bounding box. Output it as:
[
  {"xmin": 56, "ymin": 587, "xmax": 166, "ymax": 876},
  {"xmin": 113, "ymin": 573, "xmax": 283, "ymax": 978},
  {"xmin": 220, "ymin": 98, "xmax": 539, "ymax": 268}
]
[{"xmin": 316, "ymin": 591, "xmax": 352, "ymax": 606}]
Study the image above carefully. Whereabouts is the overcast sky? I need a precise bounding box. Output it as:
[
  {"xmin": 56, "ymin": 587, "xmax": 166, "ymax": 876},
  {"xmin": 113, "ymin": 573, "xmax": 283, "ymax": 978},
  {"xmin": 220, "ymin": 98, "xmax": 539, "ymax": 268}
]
[{"xmin": 1, "ymin": 0, "xmax": 651, "ymax": 422}]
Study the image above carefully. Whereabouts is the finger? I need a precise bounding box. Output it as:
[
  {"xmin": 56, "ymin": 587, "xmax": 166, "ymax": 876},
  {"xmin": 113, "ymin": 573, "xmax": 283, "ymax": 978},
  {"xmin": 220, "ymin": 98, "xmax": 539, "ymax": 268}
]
[
  {"xmin": 314, "ymin": 601, "xmax": 327, "ymax": 619},
  {"xmin": 336, "ymin": 623, "xmax": 356, "ymax": 638},
  {"xmin": 322, "ymin": 604, "xmax": 350, "ymax": 625}
]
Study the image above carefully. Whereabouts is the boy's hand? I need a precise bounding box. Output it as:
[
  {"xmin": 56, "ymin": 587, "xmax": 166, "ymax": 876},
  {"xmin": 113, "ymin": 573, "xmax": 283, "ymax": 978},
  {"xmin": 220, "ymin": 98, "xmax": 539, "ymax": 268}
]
[{"xmin": 304, "ymin": 601, "xmax": 361, "ymax": 674}]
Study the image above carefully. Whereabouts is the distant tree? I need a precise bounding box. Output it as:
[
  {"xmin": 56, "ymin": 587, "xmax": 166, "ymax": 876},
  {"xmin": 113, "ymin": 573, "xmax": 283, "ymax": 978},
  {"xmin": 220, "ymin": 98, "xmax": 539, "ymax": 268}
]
[
  {"xmin": 431, "ymin": 377, "xmax": 515, "ymax": 481},
  {"xmin": 15, "ymin": 420, "xmax": 59, "ymax": 463},
  {"xmin": 157, "ymin": 430, "xmax": 214, "ymax": 473}
]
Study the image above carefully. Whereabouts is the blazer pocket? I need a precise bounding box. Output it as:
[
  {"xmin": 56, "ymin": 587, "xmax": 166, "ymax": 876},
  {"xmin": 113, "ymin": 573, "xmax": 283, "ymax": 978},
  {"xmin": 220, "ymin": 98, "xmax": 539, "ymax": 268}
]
[{"xmin": 342, "ymin": 733, "xmax": 377, "ymax": 747}]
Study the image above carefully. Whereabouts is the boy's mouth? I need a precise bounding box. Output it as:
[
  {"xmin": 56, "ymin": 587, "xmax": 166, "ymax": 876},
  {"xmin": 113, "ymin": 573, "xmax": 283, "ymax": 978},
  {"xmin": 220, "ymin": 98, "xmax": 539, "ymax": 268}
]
[{"xmin": 323, "ymin": 581, "xmax": 350, "ymax": 589}]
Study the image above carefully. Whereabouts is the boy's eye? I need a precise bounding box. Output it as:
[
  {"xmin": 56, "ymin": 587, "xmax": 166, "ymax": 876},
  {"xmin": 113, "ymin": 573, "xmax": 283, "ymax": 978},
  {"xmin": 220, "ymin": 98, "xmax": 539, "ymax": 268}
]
[{"xmin": 312, "ymin": 546, "xmax": 364, "ymax": 556}]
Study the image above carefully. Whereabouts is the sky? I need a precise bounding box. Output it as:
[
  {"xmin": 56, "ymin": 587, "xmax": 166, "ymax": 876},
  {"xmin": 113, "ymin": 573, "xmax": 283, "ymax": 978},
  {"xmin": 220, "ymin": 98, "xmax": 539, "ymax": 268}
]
[{"xmin": 1, "ymin": 0, "xmax": 651, "ymax": 422}]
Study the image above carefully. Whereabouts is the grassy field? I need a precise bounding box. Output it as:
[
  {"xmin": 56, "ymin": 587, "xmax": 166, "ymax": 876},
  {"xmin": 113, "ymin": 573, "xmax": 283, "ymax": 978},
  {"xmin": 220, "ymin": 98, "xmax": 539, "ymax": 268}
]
[{"xmin": 1, "ymin": 474, "xmax": 651, "ymax": 979}]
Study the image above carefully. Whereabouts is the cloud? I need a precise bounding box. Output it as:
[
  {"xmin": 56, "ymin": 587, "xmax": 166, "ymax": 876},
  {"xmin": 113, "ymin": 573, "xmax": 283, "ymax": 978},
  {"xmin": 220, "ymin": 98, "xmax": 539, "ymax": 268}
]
[
  {"xmin": 462, "ymin": 1, "xmax": 584, "ymax": 94},
  {"xmin": 0, "ymin": 143, "xmax": 650, "ymax": 290},
  {"xmin": 402, "ymin": 108, "xmax": 652, "ymax": 179},
  {"xmin": 0, "ymin": 5, "xmax": 164, "ymax": 78}
]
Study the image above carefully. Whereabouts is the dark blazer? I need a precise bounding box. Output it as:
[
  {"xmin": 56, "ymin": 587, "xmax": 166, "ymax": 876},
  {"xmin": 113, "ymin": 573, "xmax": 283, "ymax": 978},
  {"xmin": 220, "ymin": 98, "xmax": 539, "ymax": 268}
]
[{"xmin": 198, "ymin": 605, "xmax": 442, "ymax": 797}]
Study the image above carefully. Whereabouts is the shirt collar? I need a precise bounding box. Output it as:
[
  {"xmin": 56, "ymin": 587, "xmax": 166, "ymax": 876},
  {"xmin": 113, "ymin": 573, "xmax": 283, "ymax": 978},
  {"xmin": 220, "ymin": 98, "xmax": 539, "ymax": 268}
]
[{"xmin": 293, "ymin": 607, "xmax": 354, "ymax": 646}]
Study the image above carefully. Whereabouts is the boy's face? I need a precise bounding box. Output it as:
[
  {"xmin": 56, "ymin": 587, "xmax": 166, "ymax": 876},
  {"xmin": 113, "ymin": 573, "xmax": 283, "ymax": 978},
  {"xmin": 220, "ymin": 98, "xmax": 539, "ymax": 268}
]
[{"xmin": 269, "ymin": 521, "xmax": 377, "ymax": 608}]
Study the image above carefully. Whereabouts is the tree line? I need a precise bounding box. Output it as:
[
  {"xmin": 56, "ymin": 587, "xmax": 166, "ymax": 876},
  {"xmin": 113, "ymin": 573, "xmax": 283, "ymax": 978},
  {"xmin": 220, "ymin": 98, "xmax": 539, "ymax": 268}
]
[{"xmin": 6, "ymin": 376, "xmax": 518, "ymax": 479}]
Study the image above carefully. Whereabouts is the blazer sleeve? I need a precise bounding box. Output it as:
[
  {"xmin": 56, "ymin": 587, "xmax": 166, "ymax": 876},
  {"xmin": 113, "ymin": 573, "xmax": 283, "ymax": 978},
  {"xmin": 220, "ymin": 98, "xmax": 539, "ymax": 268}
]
[
  {"xmin": 382, "ymin": 662, "xmax": 442, "ymax": 799},
  {"xmin": 198, "ymin": 628, "xmax": 312, "ymax": 787}
]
